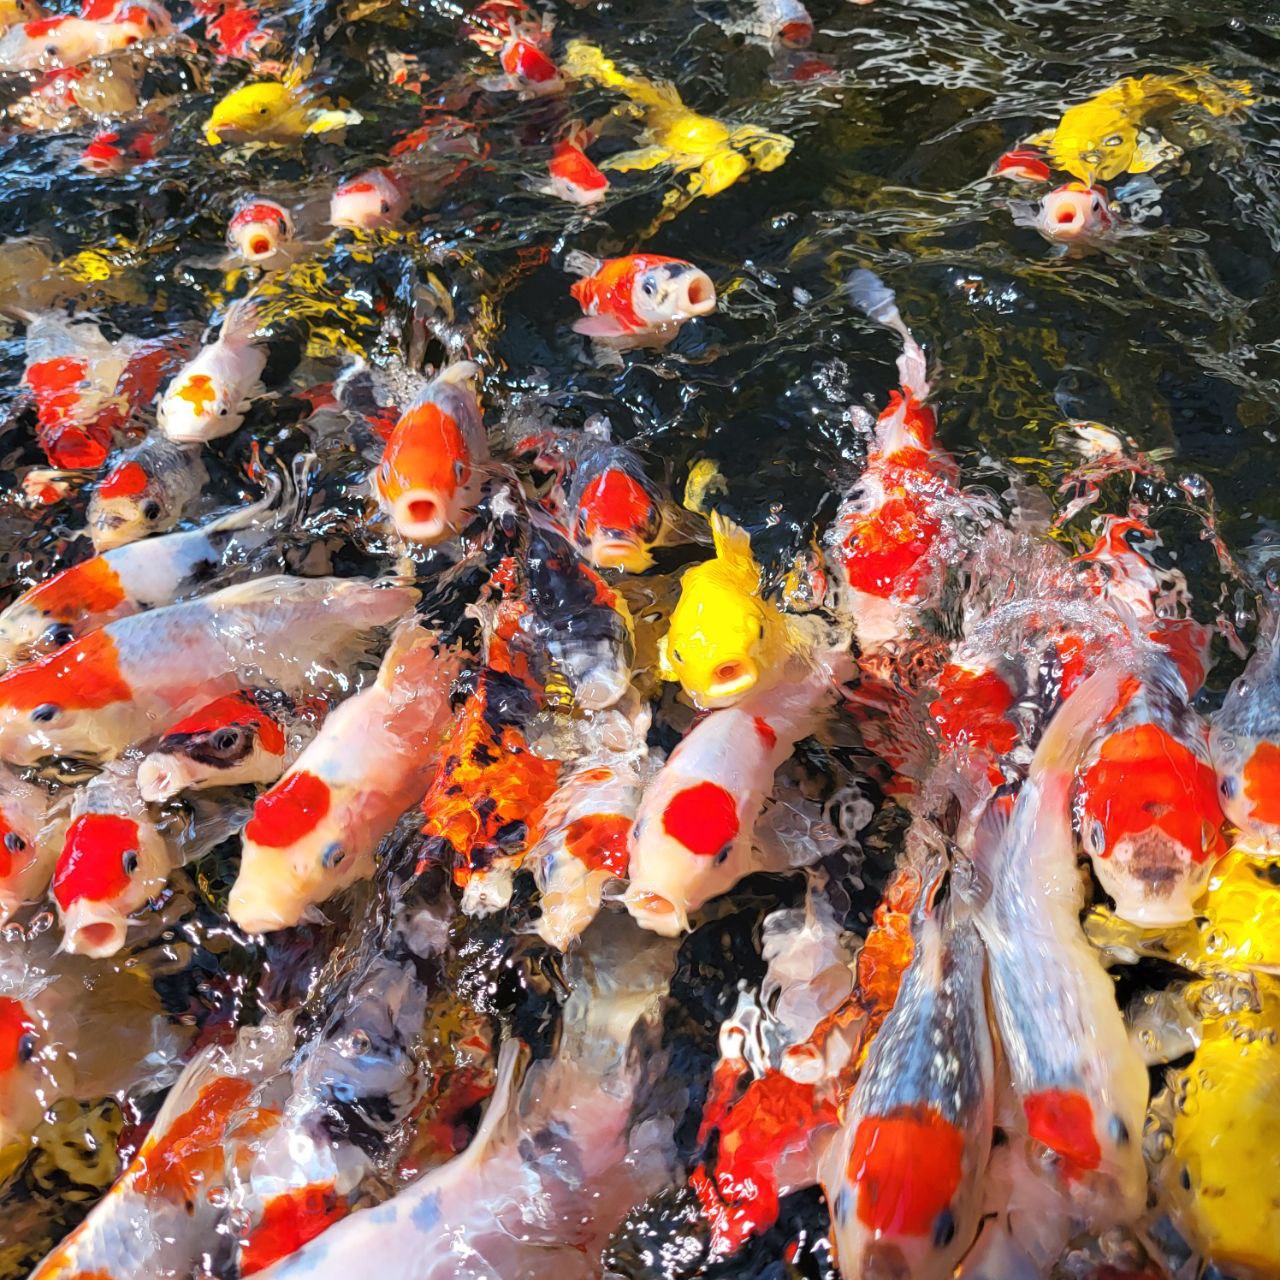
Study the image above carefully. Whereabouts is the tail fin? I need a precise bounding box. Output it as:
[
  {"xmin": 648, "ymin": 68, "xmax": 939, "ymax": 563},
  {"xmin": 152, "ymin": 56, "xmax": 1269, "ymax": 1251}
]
[
  {"xmin": 709, "ymin": 511, "xmax": 761, "ymax": 592},
  {"xmin": 305, "ymin": 107, "xmax": 362, "ymax": 135},
  {"xmin": 201, "ymin": 472, "xmax": 284, "ymax": 535},
  {"xmin": 216, "ymin": 296, "xmax": 263, "ymax": 346},
  {"xmin": 847, "ymin": 268, "xmax": 927, "ymax": 399},
  {"xmin": 433, "ymin": 359, "xmax": 480, "ymax": 388}
]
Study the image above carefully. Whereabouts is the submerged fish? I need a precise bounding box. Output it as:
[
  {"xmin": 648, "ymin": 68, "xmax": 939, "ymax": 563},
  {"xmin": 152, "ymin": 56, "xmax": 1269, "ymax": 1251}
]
[
  {"xmin": 565, "ymin": 249, "xmax": 716, "ymax": 346},
  {"xmin": 0, "ymin": 765, "xmax": 62, "ymax": 921},
  {"xmin": 227, "ymin": 198, "xmax": 296, "ymax": 266},
  {"xmin": 86, "ymin": 434, "xmax": 208, "ymax": 551},
  {"xmin": 565, "ymin": 425, "xmax": 666, "ymax": 572},
  {"xmin": 204, "ymin": 61, "xmax": 361, "ymax": 145}
]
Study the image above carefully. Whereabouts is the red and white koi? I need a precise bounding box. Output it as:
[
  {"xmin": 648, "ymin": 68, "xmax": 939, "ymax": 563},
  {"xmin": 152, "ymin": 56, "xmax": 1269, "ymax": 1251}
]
[
  {"xmin": 718, "ymin": 0, "xmax": 814, "ymax": 50},
  {"xmin": 543, "ymin": 137, "xmax": 609, "ymax": 205},
  {"xmin": 0, "ymin": 765, "xmax": 62, "ymax": 922},
  {"xmin": 228, "ymin": 624, "xmax": 459, "ymax": 932},
  {"xmin": 227, "ymin": 198, "xmax": 296, "ymax": 266},
  {"xmin": 329, "ymin": 167, "xmax": 409, "ymax": 230},
  {"xmin": 566, "ymin": 424, "xmax": 665, "ymax": 572},
  {"xmin": 0, "ymin": 575, "xmax": 418, "ymax": 765},
  {"xmin": 86, "ymin": 434, "xmax": 208, "ymax": 550},
  {"xmin": 1011, "ymin": 182, "xmax": 1127, "ymax": 252},
  {"xmin": 478, "ymin": 9, "xmax": 562, "ymax": 96},
  {"xmin": 624, "ymin": 657, "xmax": 842, "ymax": 934},
  {"xmin": 79, "ymin": 118, "xmax": 166, "ymax": 173},
  {"xmin": 157, "ymin": 297, "xmax": 268, "ymax": 443},
  {"xmin": 566, "ymin": 249, "xmax": 717, "ymax": 346},
  {"xmin": 0, "ymin": 14, "xmax": 137, "ymax": 72},
  {"xmin": 372, "ymin": 361, "xmax": 488, "ymax": 545},
  {"xmin": 968, "ymin": 668, "xmax": 1149, "ymax": 1226}
]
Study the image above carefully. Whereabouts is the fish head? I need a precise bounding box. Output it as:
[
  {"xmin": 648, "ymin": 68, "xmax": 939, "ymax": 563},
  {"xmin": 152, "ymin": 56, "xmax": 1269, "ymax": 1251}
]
[
  {"xmin": 0, "ymin": 631, "xmax": 134, "ymax": 764},
  {"xmin": 1079, "ymin": 721, "xmax": 1227, "ymax": 926},
  {"xmin": 625, "ymin": 777, "xmax": 747, "ymax": 933},
  {"xmin": 1047, "ymin": 108, "xmax": 1138, "ymax": 183},
  {"xmin": 663, "ymin": 576, "xmax": 776, "ymax": 708},
  {"xmin": 329, "ymin": 169, "xmax": 406, "ymax": 230},
  {"xmin": 1035, "ymin": 182, "xmax": 1114, "ymax": 244},
  {"xmin": 1210, "ymin": 726, "xmax": 1280, "ymax": 852},
  {"xmin": 374, "ymin": 400, "xmax": 473, "ymax": 544},
  {"xmin": 227, "ymin": 199, "xmax": 293, "ymax": 262},
  {"xmin": 630, "ymin": 260, "xmax": 716, "ymax": 328},
  {"xmin": 205, "ymin": 81, "xmax": 290, "ymax": 145},
  {"xmin": 572, "ymin": 461, "xmax": 662, "ymax": 572},
  {"xmin": 229, "ymin": 769, "xmax": 345, "ymax": 932},
  {"xmin": 158, "ymin": 368, "xmax": 238, "ymax": 444},
  {"xmin": 111, "ymin": 0, "xmax": 170, "ymax": 39},
  {"xmin": 52, "ymin": 811, "xmax": 166, "ymax": 955},
  {"xmin": 87, "ymin": 457, "xmax": 174, "ymax": 549},
  {"xmin": 138, "ymin": 692, "xmax": 288, "ymax": 802}
]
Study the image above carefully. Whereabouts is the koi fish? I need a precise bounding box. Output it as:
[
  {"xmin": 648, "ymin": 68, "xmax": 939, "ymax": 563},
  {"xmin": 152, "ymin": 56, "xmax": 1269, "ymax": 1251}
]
[
  {"xmin": 0, "ymin": 0, "xmax": 44, "ymax": 29},
  {"xmin": 51, "ymin": 763, "xmax": 170, "ymax": 956},
  {"xmin": 718, "ymin": 0, "xmax": 813, "ymax": 49},
  {"xmin": 87, "ymin": 434, "xmax": 208, "ymax": 551},
  {"xmin": 566, "ymin": 426, "xmax": 664, "ymax": 572},
  {"xmin": 1210, "ymin": 603, "xmax": 1280, "ymax": 855},
  {"xmin": 0, "ymin": 14, "xmax": 135, "ymax": 71},
  {"xmin": 565, "ymin": 248, "xmax": 716, "ymax": 346},
  {"xmin": 625, "ymin": 657, "xmax": 839, "ymax": 934},
  {"xmin": 372, "ymin": 361, "xmax": 488, "ymax": 545},
  {"xmin": 482, "ymin": 24, "xmax": 562, "ymax": 94},
  {"xmin": 968, "ymin": 667, "xmax": 1149, "ymax": 1225},
  {"xmin": 0, "ymin": 575, "xmax": 418, "ymax": 765},
  {"xmin": 157, "ymin": 297, "xmax": 268, "ymax": 443},
  {"xmin": 0, "ymin": 482, "xmax": 288, "ymax": 667},
  {"xmin": 228, "ymin": 624, "xmax": 459, "ymax": 932},
  {"xmin": 562, "ymin": 40, "xmax": 792, "ymax": 205},
  {"xmin": 329, "ymin": 167, "xmax": 409, "ymax": 230},
  {"xmin": 820, "ymin": 878, "xmax": 994, "ymax": 1280},
  {"xmin": 1023, "ymin": 71, "xmax": 1254, "ymax": 183},
  {"xmin": 227, "ymin": 198, "xmax": 296, "ymax": 265},
  {"xmin": 993, "ymin": 147, "xmax": 1052, "ymax": 183},
  {"xmin": 522, "ymin": 517, "xmax": 636, "ymax": 709},
  {"xmin": 543, "ymin": 138, "xmax": 609, "ymax": 205},
  {"xmin": 658, "ymin": 511, "xmax": 797, "ymax": 709},
  {"xmin": 0, "ymin": 765, "xmax": 61, "ymax": 921},
  {"xmin": 204, "ymin": 60, "xmax": 361, "ymax": 145},
  {"xmin": 138, "ymin": 689, "xmax": 296, "ymax": 801},
  {"xmin": 533, "ymin": 750, "xmax": 647, "ymax": 950},
  {"xmin": 79, "ymin": 119, "xmax": 165, "ymax": 174},
  {"xmin": 1012, "ymin": 182, "xmax": 1121, "ymax": 251},
  {"xmin": 246, "ymin": 919, "xmax": 679, "ymax": 1280}
]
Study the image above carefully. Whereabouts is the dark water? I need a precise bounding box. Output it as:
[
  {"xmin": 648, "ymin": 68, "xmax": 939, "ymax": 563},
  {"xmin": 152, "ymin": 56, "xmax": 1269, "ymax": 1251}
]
[{"xmin": 0, "ymin": 0, "xmax": 1278, "ymax": 1275}]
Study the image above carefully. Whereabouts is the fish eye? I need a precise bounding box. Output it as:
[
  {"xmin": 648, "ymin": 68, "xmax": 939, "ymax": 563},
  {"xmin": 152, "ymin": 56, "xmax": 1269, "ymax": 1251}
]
[
  {"xmin": 16, "ymin": 1032, "xmax": 36, "ymax": 1063},
  {"xmin": 44, "ymin": 622, "xmax": 75, "ymax": 648},
  {"xmin": 1220, "ymin": 775, "xmax": 1238, "ymax": 799},
  {"xmin": 1087, "ymin": 819, "xmax": 1106, "ymax": 852},
  {"xmin": 258, "ymin": 105, "xmax": 269, "ymax": 115},
  {"xmin": 379, "ymin": 200, "xmax": 390, "ymax": 214},
  {"xmin": 321, "ymin": 842, "xmax": 345, "ymax": 868},
  {"xmin": 121, "ymin": 849, "xmax": 139, "ymax": 875},
  {"xmin": 1180, "ymin": 1165, "xmax": 1192, "ymax": 1191},
  {"xmin": 1109, "ymin": 1114, "xmax": 1130, "ymax": 1145},
  {"xmin": 141, "ymin": 500, "xmax": 161, "ymax": 521},
  {"xmin": 211, "ymin": 727, "xmax": 243, "ymax": 754},
  {"xmin": 641, "ymin": 278, "xmax": 657, "ymax": 297},
  {"xmin": 672, "ymin": 648, "xmax": 683, "ymax": 663},
  {"xmin": 932, "ymin": 1208, "xmax": 956, "ymax": 1248},
  {"xmin": 30, "ymin": 703, "xmax": 59, "ymax": 724},
  {"xmin": 4, "ymin": 831, "xmax": 26, "ymax": 853},
  {"xmin": 1104, "ymin": 134, "xmax": 1124, "ymax": 147}
]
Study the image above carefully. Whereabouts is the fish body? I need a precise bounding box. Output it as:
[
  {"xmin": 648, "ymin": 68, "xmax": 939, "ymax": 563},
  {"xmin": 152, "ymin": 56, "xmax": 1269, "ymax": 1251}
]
[
  {"xmin": 157, "ymin": 298, "xmax": 268, "ymax": 443},
  {"xmin": 565, "ymin": 249, "xmax": 716, "ymax": 344},
  {"xmin": 820, "ymin": 888, "xmax": 994, "ymax": 1280},
  {"xmin": 625, "ymin": 659, "xmax": 836, "ymax": 934},
  {"xmin": 0, "ymin": 765, "xmax": 61, "ymax": 921},
  {"xmin": 227, "ymin": 198, "xmax": 295, "ymax": 265},
  {"xmin": 138, "ymin": 689, "xmax": 295, "ymax": 801},
  {"xmin": 0, "ymin": 486, "xmax": 283, "ymax": 667},
  {"xmin": 566, "ymin": 433, "xmax": 664, "ymax": 572},
  {"xmin": 0, "ymin": 14, "xmax": 134, "ymax": 71},
  {"xmin": 1032, "ymin": 71, "xmax": 1253, "ymax": 182},
  {"xmin": 0, "ymin": 575, "xmax": 417, "ymax": 765},
  {"xmin": 373, "ymin": 361, "xmax": 488, "ymax": 545},
  {"xmin": 330, "ymin": 167, "xmax": 409, "ymax": 230},
  {"xmin": 79, "ymin": 119, "xmax": 165, "ymax": 173},
  {"xmin": 204, "ymin": 69, "xmax": 361, "ymax": 145},
  {"xmin": 970, "ymin": 668, "xmax": 1149, "ymax": 1225},
  {"xmin": 659, "ymin": 511, "xmax": 795, "ymax": 709},
  {"xmin": 1210, "ymin": 607, "xmax": 1280, "ymax": 855},
  {"xmin": 483, "ymin": 29, "xmax": 562, "ymax": 94},
  {"xmin": 522, "ymin": 517, "xmax": 635, "ymax": 709},
  {"xmin": 228, "ymin": 625, "xmax": 459, "ymax": 932},
  {"xmin": 87, "ymin": 434, "xmax": 208, "ymax": 550},
  {"xmin": 544, "ymin": 139, "xmax": 609, "ymax": 205},
  {"xmin": 562, "ymin": 40, "xmax": 792, "ymax": 203}
]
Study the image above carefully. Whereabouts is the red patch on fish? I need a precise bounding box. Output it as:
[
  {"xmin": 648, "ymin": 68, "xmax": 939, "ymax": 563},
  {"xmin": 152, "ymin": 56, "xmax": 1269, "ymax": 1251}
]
[
  {"xmin": 549, "ymin": 140, "xmax": 608, "ymax": 194},
  {"xmin": 577, "ymin": 468, "xmax": 656, "ymax": 542},
  {"xmin": 929, "ymin": 664, "xmax": 1017, "ymax": 755},
  {"xmin": 846, "ymin": 1104, "xmax": 965, "ymax": 1236},
  {"xmin": 661, "ymin": 781, "xmax": 740, "ymax": 857},
  {"xmin": 1079, "ymin": 722, "xmax": 1226, "ymax": 864},
  {"xmin": 1023, "ymin": 1088, "xmax": 1102, "ymax": 1178},
  {"xmin": 24, "ymin": 15, "xmax": 70, "ymax": 36},
  {"xmin": 500, "ymin": 36, "xmax": 558, "ymax": 82},
  {"xmin": 0, "ymin": 997, "xmax": 35, "ymax": 1073},
  {"xmin": 165, "ymin": 691, "xmax": 286, "ymax": 756},
  {"xmin": 1243, "ymin": 741, "xmax": 1280, "ymax": 827},
  {"xmin": 23, "ymin": 556, "xmax": 127, "ymax": 625},
  {"xmin": 53, "ymin": 814, "xmax": 139, "ymax": 907},
  {"xmin": 563, "ymin": 812, "xmax": 631, "ymax": 876},
  {"xmin": 995, "ymin": 148, "xmax": 1051, "ymax": 182},
  {"xmin": 244, "ymin": 770, "xmax": 331, "ymax": 848},
  {"xmin": 0, "ymin": 628, "xmax": 132, "ymax": 711},
  {"xmin": 839, "ymin": 492, "xmax": 942, "ymax": 599},
  {"xmin": 753, "ymin": 717, "xmax": 777, "ymax": 750},
  {"xmin": 239, "ymin": 1182, "xmax": 347, "ymax": 1275},
  {"xmin": 98, "ymin": 460, "xmax": 149, "ymax": 500}
]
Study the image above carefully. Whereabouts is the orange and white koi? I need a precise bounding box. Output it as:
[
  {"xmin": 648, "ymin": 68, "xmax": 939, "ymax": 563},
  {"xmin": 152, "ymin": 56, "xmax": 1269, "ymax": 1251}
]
[
  {"xmin": 820, "ymin": 876, "xmax": 994, "ymax": 1280},
  {"xmin": 1211, "ymin": 601, "xmax": 1280, "ymax": 855},
  {"xmin": 1011, "ymin": 182, "xmax": 1130, "ymax": 253},
  {"xmin": 51, "ymin": 764, "xmax": 170, "ymax": 956},
  {"xmin": 566, "ymin": 426, "xmax": 664, "ymax": 572},
  {"xmin": 86, "ymin": 434, "xmax": 208, "ymax": 550},
  {"xmin": 828, "ymin": 270, "xmax": 960, "ymax": 654},
  {"xmin": 968, "ymin": 667, "xmax": 1149, "ymax": 1226},
  {"xmin": 543, "ymin": 138, "xmax": 609, "ymax": 205},
  {"xmin": 329, "ymin": 167, "xmax": 409, "ymax": 230},
  {"xmin": 0, "ymin": 14, "xmax": 137, "ymax": 71},
  {"xmin": 228, "ymin": 625, "xmax": 459, "ymax": 932},
  {"xmin": 0, "ymin": 483, "xmax": 284, "ymax": 667},
  {"xmin": 0, "ymin": 575, "xmax": 418, "ymax": 765},
  {"xmin": 0, "ymin": 765, "xmax": 61, "ymax": 921},
  {"xmin": 372, "ymin": 361, "xmax": 488, "ymax": 545},
  {"xmin": 157, "ymin": 297, "xmax": 268, "ymax": 443},
  {"xmin": 624, "ymin": 657, "xmax": 841, "ymax": 934},
  {"xmin": 227, "ymin": 198, "xmax": 296, "ymax": 265},
  {"xmin": 478, "ymin": 9, "xmax": 561, "ymax": 95},
  {"xmin": 718, "ymin": 0, "xmax": 813, "ymax": 49},
  {"xmin": 138, "ymin": 689, "xmax": 297, "ymax": 801},
  {"xmin": 565, "ymin": 249, "xmax": 716, "ymax": 345}
]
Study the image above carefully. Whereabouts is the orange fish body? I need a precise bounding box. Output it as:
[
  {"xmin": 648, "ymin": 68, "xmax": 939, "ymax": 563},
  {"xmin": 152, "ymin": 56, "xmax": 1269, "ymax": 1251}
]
[
  {"xmin": 545, "ymin": 139, "xmax": 609, "ymax": 205},
  {"xmin": 566, "ymin": 250, "xmax": 716, "ymax": 343}
]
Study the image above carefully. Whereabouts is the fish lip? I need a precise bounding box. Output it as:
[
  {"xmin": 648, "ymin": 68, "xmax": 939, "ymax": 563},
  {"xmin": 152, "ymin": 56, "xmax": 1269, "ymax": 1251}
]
[
  {"xmin": 678, "ymin": 271, "xmax": 717, "ymax": 317},
  {"xmin": 587, "ymin": 537, "xmax": 652, "ymax": 573},
  {"xmin": 390, "ymin": 491, "xmax": 450, "ymax": 544},
  {"xmin": 61, "ymin": 902, "xmax": 127, "ymax": 957},
  {"xmin": 136, "ymin": 753, "xmax": 192, "ymax": 803},
  {"xmin": 226, "ymin": 880, "xmax": 294, "ymax": 934},
  {"xmin": 622, "ymin": 885, "xmax": 689, "ymax": 936}
]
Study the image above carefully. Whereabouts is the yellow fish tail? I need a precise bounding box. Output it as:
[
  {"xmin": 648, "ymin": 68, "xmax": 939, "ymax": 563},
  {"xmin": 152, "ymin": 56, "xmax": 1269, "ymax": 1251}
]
[
  {"xmin": 709, "ymin": 511, "xmax": 762, "ymax": 593},
  {"xmin": 305, "ymin": 107, "xmax": 361, "ymax": 135}
]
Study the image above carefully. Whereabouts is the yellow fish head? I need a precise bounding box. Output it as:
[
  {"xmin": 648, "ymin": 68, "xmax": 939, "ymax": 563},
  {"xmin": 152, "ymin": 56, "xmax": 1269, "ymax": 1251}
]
[
  {"xmin": 205, "ymin": 81, "xmax": 293, "ymax": 145},
  {"xmin": 1047, "ymin": 107, "xmax": 1141, "ymax": 182}
]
